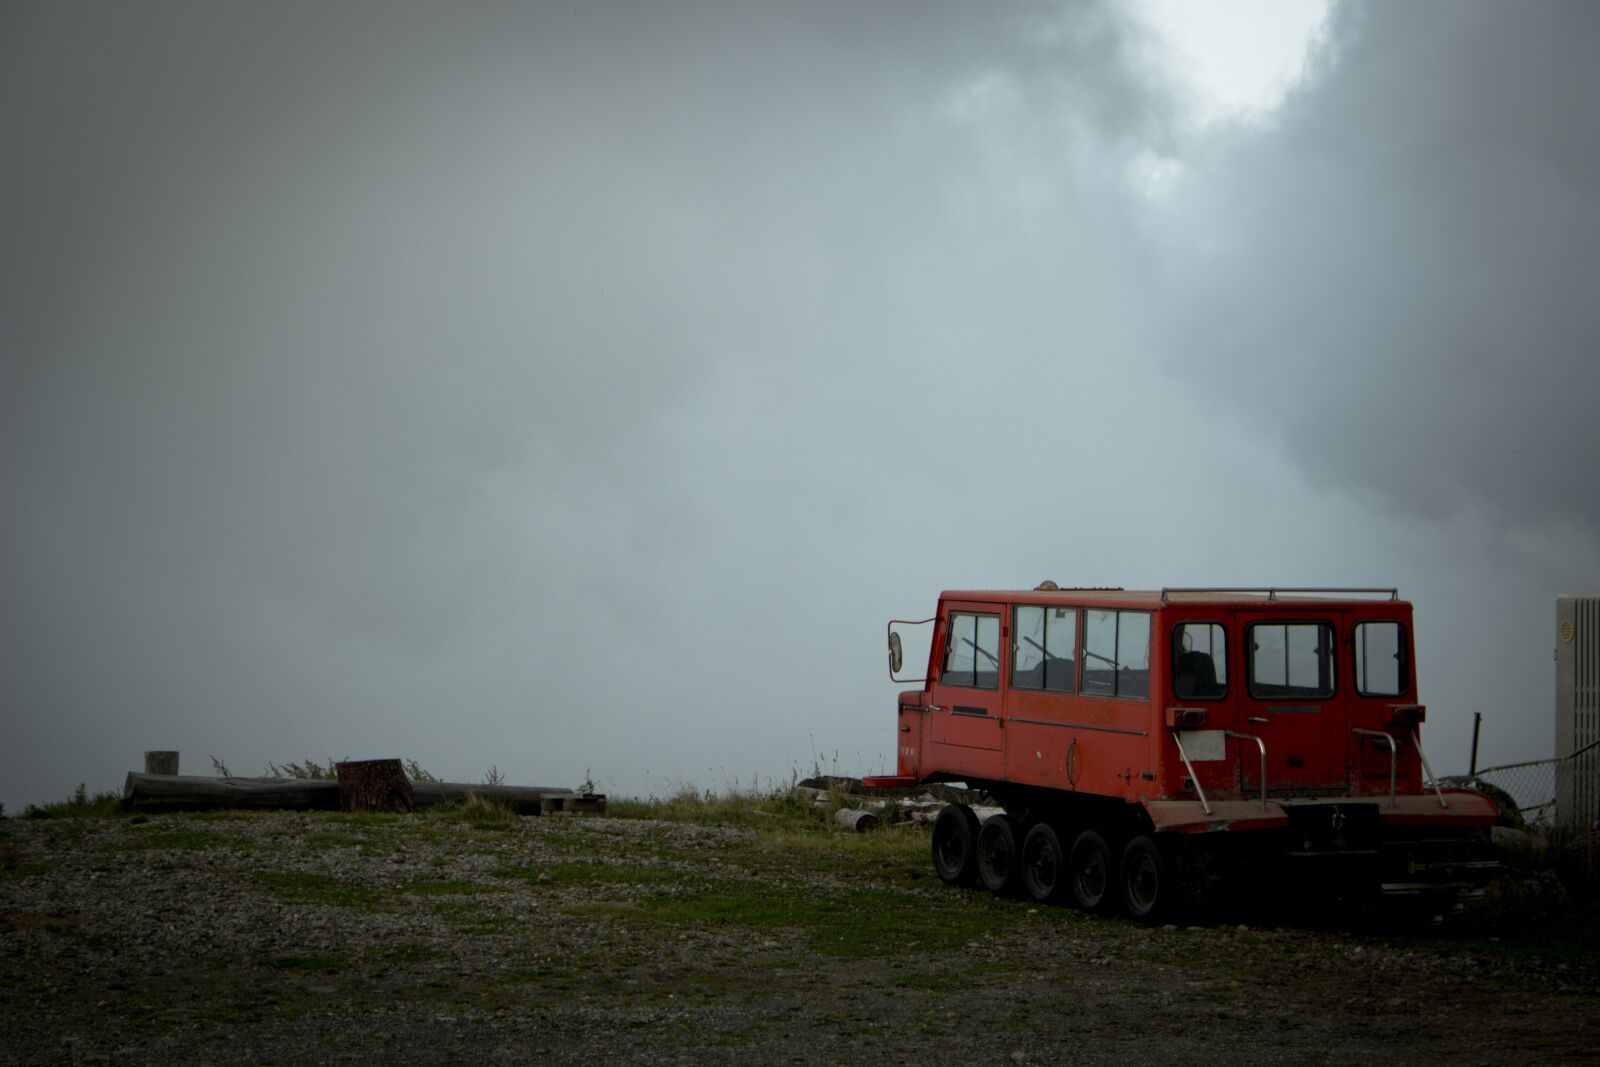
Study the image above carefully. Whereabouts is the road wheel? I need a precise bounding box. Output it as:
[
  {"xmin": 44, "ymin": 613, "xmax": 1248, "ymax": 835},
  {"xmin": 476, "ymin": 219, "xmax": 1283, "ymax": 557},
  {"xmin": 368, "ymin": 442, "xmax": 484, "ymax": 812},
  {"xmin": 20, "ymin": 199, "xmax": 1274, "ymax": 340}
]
[
  {"xmin": 977, "ymin": 814, "xmax": 1022, "ymax": 895},
  {"xmin": 931, "ymin": 804, "xmax": 980, "ymax": 886},
  {"xmin": 1021, "ymin": 822, "xmax": 1067, "ymax": 903},
  {"xmin": 1069, "ymin": 829, "xmax": 1113, "ymax": 911},
  {"xmin": 1120, "ymin": 835, "xmax": 1168, "ymax": 920}
]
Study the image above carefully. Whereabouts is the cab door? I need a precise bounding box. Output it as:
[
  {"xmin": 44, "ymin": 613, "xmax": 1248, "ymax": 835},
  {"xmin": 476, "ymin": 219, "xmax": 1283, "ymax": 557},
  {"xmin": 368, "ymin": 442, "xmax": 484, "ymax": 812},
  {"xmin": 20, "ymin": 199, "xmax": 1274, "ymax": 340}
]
[
  {"xmin": 1236, "ymin": 611, "xmax": 1350, "ymax": 793},
  {"xmin": 927, "ymin": 602, "xmax": 1004, "ymax": 752}
]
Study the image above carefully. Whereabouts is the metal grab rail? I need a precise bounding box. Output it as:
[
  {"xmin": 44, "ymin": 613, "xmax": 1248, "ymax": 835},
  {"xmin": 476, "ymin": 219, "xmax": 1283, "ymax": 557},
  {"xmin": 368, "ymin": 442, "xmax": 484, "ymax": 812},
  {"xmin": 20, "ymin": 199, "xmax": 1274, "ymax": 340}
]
[
  {"xmin": 1412, "ymin": 729, "xmax": 1448, "ymax": 809},
  {"xmin": 1224, "ymin": 731, "xmax": 1268, "ymax": 811},
  {"xmin": 1352, "ymin": 727, "xmax": 1451, "ymax": 809},
  {"xmin": 1169, "ymin": 731, "xmax": 1211, "ymax": 816},
  {"xmin": 1353, "ymin": 728, "xmax": 1398, "ymax": 807},
  {"xmin": 1169, "ymin": 730, "xmax": 1270, "ymax": 813}
]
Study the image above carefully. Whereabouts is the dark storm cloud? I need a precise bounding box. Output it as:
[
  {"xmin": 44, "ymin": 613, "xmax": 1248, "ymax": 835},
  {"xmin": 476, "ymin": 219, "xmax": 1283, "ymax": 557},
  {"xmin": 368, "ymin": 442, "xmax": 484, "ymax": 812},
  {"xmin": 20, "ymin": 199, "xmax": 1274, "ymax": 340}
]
[
  {"xmin": 2, "ymin": 0, "xmax": 1589, "ymax": 808},
  {"xmin": 1160, "ymin": 0, "xmax": 1600, "ymax": 544}
]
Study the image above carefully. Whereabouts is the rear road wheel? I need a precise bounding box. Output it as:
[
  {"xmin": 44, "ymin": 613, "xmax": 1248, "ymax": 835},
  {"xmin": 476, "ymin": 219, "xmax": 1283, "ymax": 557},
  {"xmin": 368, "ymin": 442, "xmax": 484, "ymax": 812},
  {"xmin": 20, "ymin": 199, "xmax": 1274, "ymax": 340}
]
[
  {"xmin": 977, "ymin": 814, "xmax": 1022, "ymax": 895},
  {"xmin": 931, "ymin": 804, "xmax": 980, "ymax": 886},
  {"xmin": 1021, "ymin": 822, "xmax": 1067, "ymax": 903},
  {"xmin": 1069, "ymin": 829, "xmax": 1114, "ymax": 911},
  {"xmin": 1120, "ymin": 835, "xmax": 1168, "ymax": 920}
]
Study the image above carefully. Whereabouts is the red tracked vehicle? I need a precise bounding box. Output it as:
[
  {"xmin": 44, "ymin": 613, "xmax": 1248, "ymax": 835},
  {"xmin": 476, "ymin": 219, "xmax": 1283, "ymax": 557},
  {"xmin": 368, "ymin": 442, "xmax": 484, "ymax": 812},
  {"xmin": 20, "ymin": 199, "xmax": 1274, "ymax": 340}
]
[{"xmin": 866, "ymin": 586, "xmax": 1499, "ymax": 919}]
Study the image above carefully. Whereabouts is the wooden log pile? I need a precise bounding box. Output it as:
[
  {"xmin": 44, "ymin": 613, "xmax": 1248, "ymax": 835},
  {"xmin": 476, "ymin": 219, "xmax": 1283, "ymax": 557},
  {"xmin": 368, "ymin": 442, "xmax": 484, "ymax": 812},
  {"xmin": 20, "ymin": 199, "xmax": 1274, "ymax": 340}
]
[{"xmin": 796, "ymin": 776, "xmax": 997, "ymax": 832}]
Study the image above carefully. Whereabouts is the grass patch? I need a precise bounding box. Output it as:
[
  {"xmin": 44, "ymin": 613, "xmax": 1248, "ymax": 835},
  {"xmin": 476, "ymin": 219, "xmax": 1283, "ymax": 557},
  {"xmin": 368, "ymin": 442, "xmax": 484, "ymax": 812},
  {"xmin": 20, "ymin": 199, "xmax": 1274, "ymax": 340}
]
[
  {"xmin": 0, "ymin": 910, "xmax": 77, "ymax": 934},
  {"xmin": 601, "ymin": 877, "xmax": 1007, "ymax": 957},
  {"xmin": 303, "ymin": 830, "xmax": 361, "ymax": 849},
  {"xmin": 262, "ymin": 954, "xmax": 345, "ymax": 972},
  {"xmin": 492, "ymin": 862, "xmax": 685, "ymax": 888},
  {"xmin": 752, "ymin": 827, "xmax": 928, "ymax": 880},
  {"xmin": 0, "ymin": 863, "xmax": 47, "ymax": 880},
  {"xmin": 122, "ymin": 830, "xmax": 219, "ymax": 851},
  {"xmin": 192, "ymin": 810, "xmax": 261, "ymax": 822},
  {"xmin": 399, "ymin": 880, "xmax": 508, "ymax": 896},
  {"xmin": 21, "ymin": 786, "xmax": 124, "ymax": 820},
  {"xmin": 261, "ymin": 872, "xmax": 382, "ymax": 908},
  {"xmin": 386, "ymin": 942, "xmax": 440, "ymax": 962},
  {"xmin": 427, "ymin": 900, "xmax": 507, "ymax": 933},
  {"xmin": 321, "ymin": 811, "xmax": 402, "ymax": 827},
  {"xmin": 608, "ymin": 784, "xmax": 834, "ymax": 831}
]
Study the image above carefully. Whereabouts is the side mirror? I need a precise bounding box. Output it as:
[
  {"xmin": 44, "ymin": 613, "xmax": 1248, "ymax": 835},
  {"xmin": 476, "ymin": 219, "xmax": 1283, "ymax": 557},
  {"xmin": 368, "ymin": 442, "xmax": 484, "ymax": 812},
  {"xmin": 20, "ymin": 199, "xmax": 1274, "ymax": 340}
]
[{"xmin": 888, "ymin": 631, "xmax": 903, "ymax": 675}]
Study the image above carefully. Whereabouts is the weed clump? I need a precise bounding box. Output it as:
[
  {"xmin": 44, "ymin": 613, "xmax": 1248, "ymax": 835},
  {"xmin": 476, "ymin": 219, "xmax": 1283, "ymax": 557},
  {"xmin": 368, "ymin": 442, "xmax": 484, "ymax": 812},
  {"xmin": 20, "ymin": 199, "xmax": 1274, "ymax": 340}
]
[
  {"xmin": 22, "ymin": 784, "xmax": 123, "ymax": 820},
  {"xmin": 419, "ymin": 791, "xmax": 518, "ymax": 829},
  {"xmin": 609, "ymin": 781, "xmax": 835, "ymax": 831}
]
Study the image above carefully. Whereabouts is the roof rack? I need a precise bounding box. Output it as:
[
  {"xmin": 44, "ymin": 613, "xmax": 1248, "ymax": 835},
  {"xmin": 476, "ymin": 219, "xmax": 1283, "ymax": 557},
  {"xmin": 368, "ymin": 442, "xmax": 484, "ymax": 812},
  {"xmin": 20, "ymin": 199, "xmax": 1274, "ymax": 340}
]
[{"xmin": 1159, "ymin": 587, "xmax": 1400, "ymax": 603}]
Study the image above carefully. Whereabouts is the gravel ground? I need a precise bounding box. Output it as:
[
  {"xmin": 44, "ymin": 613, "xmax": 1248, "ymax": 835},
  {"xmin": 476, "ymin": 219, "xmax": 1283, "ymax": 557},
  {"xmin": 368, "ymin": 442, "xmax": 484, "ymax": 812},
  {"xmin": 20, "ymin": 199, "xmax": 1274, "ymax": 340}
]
[{"xmin": 1, "ymin": 809, "xmax": 1596, "ymax": 1066}]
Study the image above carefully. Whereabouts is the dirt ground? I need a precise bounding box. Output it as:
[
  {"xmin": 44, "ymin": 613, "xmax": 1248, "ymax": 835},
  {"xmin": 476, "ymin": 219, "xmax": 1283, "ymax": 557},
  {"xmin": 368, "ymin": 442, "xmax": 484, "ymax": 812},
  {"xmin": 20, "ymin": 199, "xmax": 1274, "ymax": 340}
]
[{"xmin": 2, "ymin": 809, "xmax": 1595, "ymax": 1065}]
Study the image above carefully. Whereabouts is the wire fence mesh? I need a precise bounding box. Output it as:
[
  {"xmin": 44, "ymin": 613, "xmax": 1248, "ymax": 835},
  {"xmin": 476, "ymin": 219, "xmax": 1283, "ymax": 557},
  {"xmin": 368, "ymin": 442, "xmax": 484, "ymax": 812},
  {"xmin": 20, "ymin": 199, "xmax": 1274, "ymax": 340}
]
[{"xmin": 1455, "ymin": 738, "xmax": 1600, "ymax": 829}]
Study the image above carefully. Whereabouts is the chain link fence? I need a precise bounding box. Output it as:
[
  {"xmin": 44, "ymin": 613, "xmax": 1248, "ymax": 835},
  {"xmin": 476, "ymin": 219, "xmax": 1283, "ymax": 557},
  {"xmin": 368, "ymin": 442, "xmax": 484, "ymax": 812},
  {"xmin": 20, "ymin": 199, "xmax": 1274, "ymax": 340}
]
[
  {"xmin": 1445, "ymin": 740, "xmax": 1600, "ymax": 888},
  {"xmin": 1450, "ymin": 738, "xmax": 1600, "ymax": 829}
]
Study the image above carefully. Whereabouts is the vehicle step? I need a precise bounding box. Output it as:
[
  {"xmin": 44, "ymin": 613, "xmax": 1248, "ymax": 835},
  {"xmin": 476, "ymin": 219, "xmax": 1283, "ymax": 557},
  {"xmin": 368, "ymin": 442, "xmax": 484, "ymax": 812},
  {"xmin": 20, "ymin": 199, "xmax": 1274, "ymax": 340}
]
[
  {"xmin": 1380, "ymin": 881, "xmax": 1475, "ymax": 895},
  {"xmin": 1406, "ymin": 859, "xmax": 1500, "ymax": 873}
]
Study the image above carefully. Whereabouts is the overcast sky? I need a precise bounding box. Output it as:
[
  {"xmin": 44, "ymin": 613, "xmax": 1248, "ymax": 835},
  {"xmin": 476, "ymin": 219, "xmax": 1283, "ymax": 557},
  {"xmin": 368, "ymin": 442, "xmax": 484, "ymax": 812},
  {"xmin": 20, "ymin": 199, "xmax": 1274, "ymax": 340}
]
[{"xmin": 3, "ymin": 0, "xmax": 1595, "ymax": 810}]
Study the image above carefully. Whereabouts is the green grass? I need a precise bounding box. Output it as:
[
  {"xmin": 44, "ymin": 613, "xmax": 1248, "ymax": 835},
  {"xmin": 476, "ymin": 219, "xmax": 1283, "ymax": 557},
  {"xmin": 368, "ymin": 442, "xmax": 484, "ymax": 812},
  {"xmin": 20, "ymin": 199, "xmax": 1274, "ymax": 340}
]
[
  {"xmin": 115, "ymin": 829, "xmax": 220, "ymax": 851},
  {"xmin": 260, "ymin": 871, "xmax": 383, "ymax": 908},
  {"xmin": 261, "ymin": 954, "xmax": 346, "ymax": 972},
  {"xmin": 561, "ymin": 873, "xmax": 1010, "ymax": 958},
  {"xmin": 193, "ymin": 810, "xmax": 261, "ymax": 822},
  {"xmin": 385, "ymin": 943, "xmax": 440, "ymax": 962},
  {"xmin": 399, "ymin": 879, "xmax": 508, "ymax": 896},
  {"xmin": 492, "ymin": 862, "xmax": 686, "ymax": 888},
  {"xmin": 22, "ymin": 786, "xmax": 124, "ymax": 820},
  {"xmin": 429, "ymin": 793, "xmax": 519, "ymax": 830},
  {"xmin": 0, "ymin": 862, "xmax": 47, "ymax": 880},
  {"xmin": 607, "ymin": 783, "xmax": 839, "ymax": 830}
]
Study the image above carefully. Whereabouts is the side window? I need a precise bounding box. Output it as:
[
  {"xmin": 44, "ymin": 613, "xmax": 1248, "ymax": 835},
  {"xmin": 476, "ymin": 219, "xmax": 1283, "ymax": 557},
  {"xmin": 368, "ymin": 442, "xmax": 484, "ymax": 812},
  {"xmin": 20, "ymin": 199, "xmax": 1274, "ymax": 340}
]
[
  {"xmin": 1173, "ymin": 622, "xmax": 1228, "ymax": 700},
  {"xmin": 942, "ymin": 612, "xmax": 1001, "ymax": 689},
  {"xmin": 1354, "ymin": 621, "xmax": 1406, "ymax": 697},
  {"xmin": 1082, "ymin": 610, "xmax": 1151, "ymax": 699},
  {"xmin": 1012, "ymin": 605, "xmax": 1077, "ymax": 693},
  {"xmin": 1248, "ymin": 622, "xmax": 1335, "ymax": 700}
]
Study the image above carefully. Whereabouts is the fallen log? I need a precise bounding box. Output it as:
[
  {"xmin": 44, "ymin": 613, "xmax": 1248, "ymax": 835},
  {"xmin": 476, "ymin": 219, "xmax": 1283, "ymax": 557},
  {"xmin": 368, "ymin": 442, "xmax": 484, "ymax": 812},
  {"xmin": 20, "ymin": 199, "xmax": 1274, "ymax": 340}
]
[
  {"xmin": 122, "ymin": 773, "xmax": 599, "ymax": 815},
  {"xmin": 123, "ymin": 773, "xmax": 339, "ymax": 812}
]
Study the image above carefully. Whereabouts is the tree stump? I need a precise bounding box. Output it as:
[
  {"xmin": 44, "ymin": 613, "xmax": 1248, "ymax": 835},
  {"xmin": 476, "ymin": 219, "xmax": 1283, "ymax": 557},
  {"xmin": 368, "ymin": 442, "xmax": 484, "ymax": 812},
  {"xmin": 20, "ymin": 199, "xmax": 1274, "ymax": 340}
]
[
  {"xmin": 145, "ymin": 751, "xmax": 180, "ymax": 775},
  {"xmin": 335, "ymin": 759, "xmax": 414, "ymax": 813}
]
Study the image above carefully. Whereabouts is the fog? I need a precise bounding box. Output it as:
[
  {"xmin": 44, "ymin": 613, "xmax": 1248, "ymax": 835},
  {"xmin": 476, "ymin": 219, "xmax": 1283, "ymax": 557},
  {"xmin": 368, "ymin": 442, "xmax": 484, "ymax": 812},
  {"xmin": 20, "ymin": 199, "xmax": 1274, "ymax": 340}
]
[{"xmin": 3, "ymin": 1, "xmax": 1595, "ymax": 809}]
